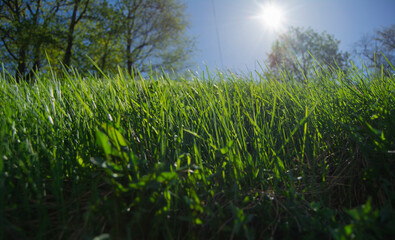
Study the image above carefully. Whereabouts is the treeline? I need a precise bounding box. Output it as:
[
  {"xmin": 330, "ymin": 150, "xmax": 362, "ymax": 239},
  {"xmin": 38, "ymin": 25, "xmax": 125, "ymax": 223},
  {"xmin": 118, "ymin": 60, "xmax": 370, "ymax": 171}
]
[
  {"xmin": 267, "ymin": 25, "xmax": 395, "ymax": 82},
  {"xmin": 0, "ymin": 0, "xmax": 194, "ymax": 80}
]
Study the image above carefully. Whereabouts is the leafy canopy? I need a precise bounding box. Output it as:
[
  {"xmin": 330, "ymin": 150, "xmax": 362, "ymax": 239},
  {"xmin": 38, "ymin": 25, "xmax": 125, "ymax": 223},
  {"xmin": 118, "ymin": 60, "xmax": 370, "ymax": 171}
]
[
  {"xmin": 0, "ymin": 0, "xmax": 195, "ymax": 80},
  {"xmin": 267, "ymin": 27, "xmax": 349, "ymax": 81}
]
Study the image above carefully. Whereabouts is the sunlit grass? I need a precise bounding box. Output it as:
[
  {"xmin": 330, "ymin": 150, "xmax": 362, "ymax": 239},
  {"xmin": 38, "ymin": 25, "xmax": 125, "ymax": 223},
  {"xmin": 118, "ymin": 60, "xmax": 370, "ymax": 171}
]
[{"xmin": 0, "ymin": 64, "xmax": 394, "ymax": 239}]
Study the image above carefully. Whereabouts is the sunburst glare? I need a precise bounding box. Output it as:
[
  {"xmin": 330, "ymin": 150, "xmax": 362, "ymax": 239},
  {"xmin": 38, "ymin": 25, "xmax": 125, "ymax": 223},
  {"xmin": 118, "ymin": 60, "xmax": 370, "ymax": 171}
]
[{"xmin": 255, "ymin": 2, "xmax": 286, "ymax": 32}]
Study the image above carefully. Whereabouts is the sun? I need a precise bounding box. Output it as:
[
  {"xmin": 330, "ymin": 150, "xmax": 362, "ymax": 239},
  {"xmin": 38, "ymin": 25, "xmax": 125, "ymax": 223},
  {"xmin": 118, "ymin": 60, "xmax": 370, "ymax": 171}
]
[{"xmin": 255, "ymin": 3, "xmax": 286, "ymax": 31}]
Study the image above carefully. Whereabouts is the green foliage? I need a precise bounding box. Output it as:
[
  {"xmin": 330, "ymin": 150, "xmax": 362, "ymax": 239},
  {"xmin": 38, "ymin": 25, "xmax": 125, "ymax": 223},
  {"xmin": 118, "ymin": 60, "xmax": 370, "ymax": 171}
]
[
  {"xmin": 0, "ymin": 0, "xmax": 194, "ymax": 79},
  {"xmin": 268, "ymin": 26, "xmax": 349, "ymax": 82},
  {"xmin": 331, "ymin": 198, "xmax": 395, "ymax": 240},
  {"xmin": 0, "ymin": 63, "xmax": 394, "ymax": 239},
  {"xmin": 0, "ymin": 0, "xmax": 63, "ymax": 79}
]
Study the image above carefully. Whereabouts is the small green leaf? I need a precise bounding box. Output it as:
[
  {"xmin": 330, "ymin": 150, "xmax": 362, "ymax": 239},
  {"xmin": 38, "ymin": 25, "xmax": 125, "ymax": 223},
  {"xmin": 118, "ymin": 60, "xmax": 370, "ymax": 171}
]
[
  {"xmin": 76, "ymin": 152, "xmax": 88, "ymax": 168},
  {"xmin": 157, "ymin": 171, "xmax": 177, "ymax": 183},
  {"xmin": 195, "ymin": 218, "xmax": 203, "ymax": 225},
  {"xmin": 96, "ymin": 129, "xmax": 111, "ymax": 156},
  {"xmin": 344, "ymin": 224, "xmax": 353, "ymax": 236},
  {"xmin": 220, "ymin": 146, "xmax": 228, "ymax": 154},
  {"xmin": 100, "ymin": 123, "xmax": 128, "ymax": 148}
]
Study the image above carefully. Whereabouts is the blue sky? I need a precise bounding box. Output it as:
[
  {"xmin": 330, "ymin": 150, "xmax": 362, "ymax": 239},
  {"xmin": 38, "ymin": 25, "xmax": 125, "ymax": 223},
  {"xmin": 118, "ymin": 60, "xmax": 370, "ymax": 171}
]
[{"xmin": 185, "ymin": 0, "xmax": 395, "ymax": 73}]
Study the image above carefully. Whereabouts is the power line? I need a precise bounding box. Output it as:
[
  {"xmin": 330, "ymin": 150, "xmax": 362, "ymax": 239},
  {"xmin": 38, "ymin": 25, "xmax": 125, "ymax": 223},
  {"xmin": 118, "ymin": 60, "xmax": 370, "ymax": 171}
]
[{"xmin": 211, "ymin": 0, "xmax": 224, "ymax": 68}]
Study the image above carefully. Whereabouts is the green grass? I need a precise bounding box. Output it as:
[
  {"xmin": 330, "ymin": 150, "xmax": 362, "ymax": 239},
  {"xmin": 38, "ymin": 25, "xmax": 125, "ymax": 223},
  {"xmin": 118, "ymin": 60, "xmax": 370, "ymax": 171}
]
[{"xmin": 0, "ymin": 65, "xmax": 394, "ymax": 239}]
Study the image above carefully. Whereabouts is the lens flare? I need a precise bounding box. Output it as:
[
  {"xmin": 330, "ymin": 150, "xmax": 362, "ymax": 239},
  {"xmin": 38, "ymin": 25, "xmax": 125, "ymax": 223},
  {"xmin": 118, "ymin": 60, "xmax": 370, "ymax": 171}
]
[{"xmin": 255, "ymin": 3, "xmax": 286, "ymax": 31}]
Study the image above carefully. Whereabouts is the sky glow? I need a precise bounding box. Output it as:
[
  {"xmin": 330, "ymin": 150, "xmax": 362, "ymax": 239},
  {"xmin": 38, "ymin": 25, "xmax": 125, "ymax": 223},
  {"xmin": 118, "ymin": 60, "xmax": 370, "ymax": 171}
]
[{"xmin": 186, "ymin": 0, "xmax": 395, "ymax": 73}]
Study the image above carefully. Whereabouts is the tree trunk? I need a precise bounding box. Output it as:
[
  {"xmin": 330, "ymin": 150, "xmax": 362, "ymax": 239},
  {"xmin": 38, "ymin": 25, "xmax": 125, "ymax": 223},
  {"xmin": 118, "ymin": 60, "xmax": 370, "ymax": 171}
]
[
  {"xmin": 99, "ymin": 37, "xmax": 110, "ymax": 70},
  {"xmin": 63, "ymin": 1, "xmax": 79, "ymax": 68},
  {"xmin": 16, "ymin": 46, "xmax": 27, "ymax": 82},
  {"xmin": 126, "ymin": 28, "xmax": 133, "ymax": 74}
]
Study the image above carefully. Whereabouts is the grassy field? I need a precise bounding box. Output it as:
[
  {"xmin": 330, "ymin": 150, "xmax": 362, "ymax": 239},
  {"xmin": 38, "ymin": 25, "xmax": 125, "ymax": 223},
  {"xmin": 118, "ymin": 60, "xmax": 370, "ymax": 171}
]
[{"xmin": 0, "ymin": 65, "xmax": 394, "ymax": 239}]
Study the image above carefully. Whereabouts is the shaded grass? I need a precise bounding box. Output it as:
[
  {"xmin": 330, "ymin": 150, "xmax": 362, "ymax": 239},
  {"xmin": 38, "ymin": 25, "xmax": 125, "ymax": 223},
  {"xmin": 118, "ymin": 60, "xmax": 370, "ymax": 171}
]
[{"xmin": 0, "ymin": 65, "xmax": 394, "ymax": 239}]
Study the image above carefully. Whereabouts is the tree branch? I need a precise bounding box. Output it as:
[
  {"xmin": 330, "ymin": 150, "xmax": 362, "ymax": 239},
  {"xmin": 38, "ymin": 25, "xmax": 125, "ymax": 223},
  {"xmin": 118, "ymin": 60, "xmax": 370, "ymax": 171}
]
[{"xmin": 1, "ymin": 37, "xmax": 18, "ymax": 60}]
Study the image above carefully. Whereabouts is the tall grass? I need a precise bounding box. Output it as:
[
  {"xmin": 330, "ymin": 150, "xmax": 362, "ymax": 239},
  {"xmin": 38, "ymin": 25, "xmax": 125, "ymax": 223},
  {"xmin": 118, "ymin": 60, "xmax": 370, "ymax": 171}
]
[{"xmin": 0, "ymin": 64, "xmax": 394, "ymax": 239}]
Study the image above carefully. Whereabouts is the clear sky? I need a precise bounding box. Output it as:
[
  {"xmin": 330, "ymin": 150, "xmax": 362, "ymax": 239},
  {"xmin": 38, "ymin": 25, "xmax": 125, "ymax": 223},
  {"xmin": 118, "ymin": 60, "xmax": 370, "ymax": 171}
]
[{"xmin": 185, "ymin": 0, "xmax": 395, "ymax": 73}]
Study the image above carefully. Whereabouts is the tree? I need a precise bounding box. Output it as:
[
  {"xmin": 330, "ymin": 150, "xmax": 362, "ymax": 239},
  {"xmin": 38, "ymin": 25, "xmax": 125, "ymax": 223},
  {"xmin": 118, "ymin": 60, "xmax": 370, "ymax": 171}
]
[
  {"xmin": 1, "ymin": 0, "xmax": 194, "ymax": 80},
  {"xmin": 98, "ymin": 0, "xmax": 194, "ymax": 74},
  {"xmin": 353, "ymin": 25, "xmax": 395, "ymax": 75},
  {"xmin": 59, "ymin": 0, "xmax": 195, "ymax": 74},
  {"xmin": 62, "ymin": 0, "xmax": 90, "ymax": 68},
  {"xmin": 77, "ymin": 0, "xmax": 123, "ymax": 71},
  {"xmin": 267, "ymin": 27, "xmax": 349, "ymax": 81},
  {"xmin": 0, "ymin": 0, "xmax": 63, "ymax": 80}
]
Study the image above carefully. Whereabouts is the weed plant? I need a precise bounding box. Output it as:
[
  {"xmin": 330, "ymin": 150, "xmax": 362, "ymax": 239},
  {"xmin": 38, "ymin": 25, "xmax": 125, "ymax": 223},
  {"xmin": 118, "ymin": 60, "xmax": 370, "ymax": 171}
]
[{"xmin": 0, "ymin": 64, "xmax": 394, "ymax": 239}]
